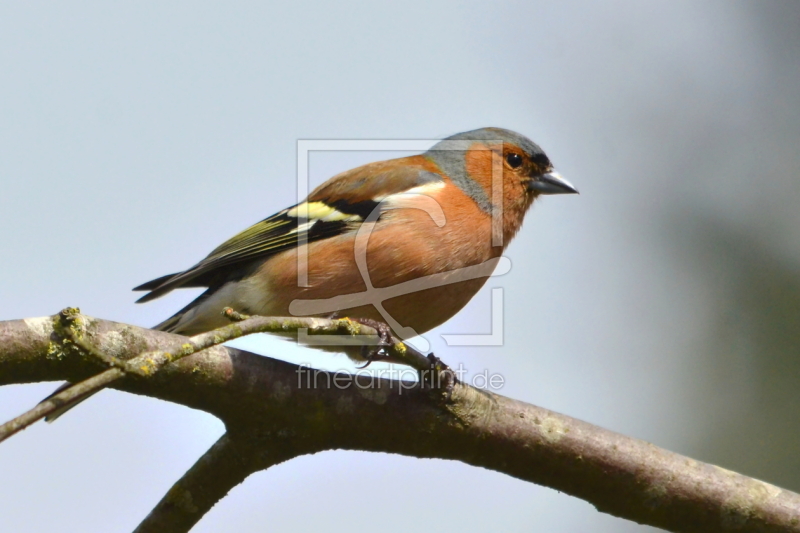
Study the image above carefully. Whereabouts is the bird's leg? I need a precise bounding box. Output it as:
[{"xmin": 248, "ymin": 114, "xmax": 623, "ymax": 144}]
[
  {"xmin": 347, "ymin": 317, "xmax": 394, "ymax": 369},
  {"xmin": 347, "ymin": 319, "xmax": 457, "ymax": 398}
]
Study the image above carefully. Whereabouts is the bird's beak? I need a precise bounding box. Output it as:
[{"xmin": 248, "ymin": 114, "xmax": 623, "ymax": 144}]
[{"xmin": 528, "ymin": 170, "xmax": 579, "ymax": 195}]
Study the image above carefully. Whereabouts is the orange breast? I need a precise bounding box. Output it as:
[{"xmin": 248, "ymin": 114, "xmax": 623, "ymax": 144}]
[{"xmin": 252, "ymin": 180, "xmax": 503, "ymax": 336}]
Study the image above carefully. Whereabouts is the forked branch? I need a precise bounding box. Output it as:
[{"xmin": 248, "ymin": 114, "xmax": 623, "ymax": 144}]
[{"xmin": 1, "ymin": 313, "xmax": 799, "ymax": 533}]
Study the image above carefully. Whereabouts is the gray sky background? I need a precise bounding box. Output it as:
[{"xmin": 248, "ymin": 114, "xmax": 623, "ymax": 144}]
[{"xmin": 2, "ymin": 1, "xmax": 799, "ymax": 532}]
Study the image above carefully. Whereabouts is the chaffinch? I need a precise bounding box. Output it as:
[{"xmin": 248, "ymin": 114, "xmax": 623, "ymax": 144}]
[
  {"xmin": 43, "ymin": 127, "xmax": 576, "ymax": 420},
  {"xmin": 134, "ymin": 127, "xmax": 577, "ymax": 348}
]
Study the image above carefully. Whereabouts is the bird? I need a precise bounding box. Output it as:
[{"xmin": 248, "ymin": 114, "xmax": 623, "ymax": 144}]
[
  {"xmin": 44, "ymin": 127, "xmax": 576, "ymax": 420},
  {"xmin": 133, "ymin": 127, "xmax": 577, "ymax": 340}
]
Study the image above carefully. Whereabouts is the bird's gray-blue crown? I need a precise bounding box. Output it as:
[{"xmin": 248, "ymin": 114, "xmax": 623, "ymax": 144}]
[{"xmin": 436, "ymin": 127, "xmax": 546, "ymax": 159}]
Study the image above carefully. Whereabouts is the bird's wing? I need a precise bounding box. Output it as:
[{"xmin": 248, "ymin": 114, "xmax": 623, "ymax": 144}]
[{"xmin": 133, "ymin": 161, "xmax": 444, "ymax": 302}]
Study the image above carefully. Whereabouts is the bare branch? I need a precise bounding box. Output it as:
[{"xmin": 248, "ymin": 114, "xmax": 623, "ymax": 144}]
[{"xmin": 2, "ymin": 313, "xmax": 799, "ymax": 533}]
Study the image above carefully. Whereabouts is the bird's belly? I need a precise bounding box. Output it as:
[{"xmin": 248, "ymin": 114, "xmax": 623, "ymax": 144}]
[{"xmin": 250, "ymin": 230, "xmax": 500, "ymax": 336}]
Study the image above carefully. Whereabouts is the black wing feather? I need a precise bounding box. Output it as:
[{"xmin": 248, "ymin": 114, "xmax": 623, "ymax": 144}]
[
  {"xmin": 134, "ymin": 210, "xmax": 353, "ymax": 303},
  {"xmin": 134, "ymin": 165, "xmax": 441, "ymax": 304}
]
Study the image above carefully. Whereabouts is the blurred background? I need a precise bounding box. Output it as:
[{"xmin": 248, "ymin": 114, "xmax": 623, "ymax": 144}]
[{"xmin": 1, "ymin": 1, "xmax": 799, "ymax": 531}]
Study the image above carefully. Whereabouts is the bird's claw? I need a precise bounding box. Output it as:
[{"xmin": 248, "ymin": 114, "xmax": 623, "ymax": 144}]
[{"xmin": 348, "ymin": 318, "xmax": 394, "ymax": 369}]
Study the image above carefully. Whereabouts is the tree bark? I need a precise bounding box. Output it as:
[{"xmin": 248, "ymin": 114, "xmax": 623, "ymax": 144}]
[{"xmin": 2, "ymin": 314, "xmax": 799, "ymax": 533}]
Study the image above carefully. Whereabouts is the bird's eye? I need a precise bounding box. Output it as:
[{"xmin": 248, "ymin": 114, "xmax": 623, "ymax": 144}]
[{"xmin": 506, "ymin": 153, "xmax": 523, "ymax": 168}]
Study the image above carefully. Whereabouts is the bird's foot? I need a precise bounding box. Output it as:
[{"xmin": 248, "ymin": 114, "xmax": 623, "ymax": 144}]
[{"xmin": 348, "ymin": 318, "xmax": 394, "ymax": 369}]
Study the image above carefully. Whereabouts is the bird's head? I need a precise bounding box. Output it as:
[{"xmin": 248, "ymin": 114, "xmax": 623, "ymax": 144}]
[{"xmin": 425, "ymin": 127, "xmax": 577, "ymax": 242}]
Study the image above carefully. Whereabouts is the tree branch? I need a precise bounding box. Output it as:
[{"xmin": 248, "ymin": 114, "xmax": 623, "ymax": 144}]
[
  {"xmin": 133, "ymin": 433, "xmax": 274, "ymax": 533},
  {"xmin": 0, "ymin": 307, "xmax": 433, "ymax": 441},
  {"xmin": 2, "ymin": 313, "xmax": 799, "ymax": 533}
]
